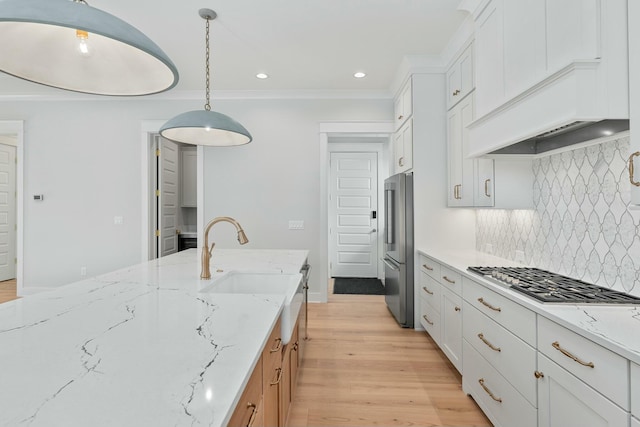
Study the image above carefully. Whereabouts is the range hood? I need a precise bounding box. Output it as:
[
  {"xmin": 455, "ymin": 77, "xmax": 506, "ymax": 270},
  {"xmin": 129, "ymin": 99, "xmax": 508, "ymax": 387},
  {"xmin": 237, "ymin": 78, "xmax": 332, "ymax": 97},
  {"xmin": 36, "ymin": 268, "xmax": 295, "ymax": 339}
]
[
  {"xmin": 468, "ymin": 61, "xmax": 630, "ymax": 157},
  {"xmin": 488, "ymin": 119, "xmax": 630, "ymax": 155}
]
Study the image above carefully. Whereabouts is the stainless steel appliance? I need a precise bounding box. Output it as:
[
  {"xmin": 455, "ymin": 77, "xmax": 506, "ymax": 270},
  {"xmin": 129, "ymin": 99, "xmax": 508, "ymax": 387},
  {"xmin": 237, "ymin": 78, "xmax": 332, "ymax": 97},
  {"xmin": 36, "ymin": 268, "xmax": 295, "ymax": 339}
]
[
  {"xmin": 383, "ymin": 172, "xmax": 414, "ymax": 327},
  {"xmin": 468, "ymin": 266, "xmax": 640, "ymax": 304}
]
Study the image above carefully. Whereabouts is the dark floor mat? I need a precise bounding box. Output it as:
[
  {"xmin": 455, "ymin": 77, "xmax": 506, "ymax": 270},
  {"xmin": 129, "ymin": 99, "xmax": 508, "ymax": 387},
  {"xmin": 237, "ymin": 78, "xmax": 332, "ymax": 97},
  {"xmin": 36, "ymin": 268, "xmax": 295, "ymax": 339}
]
[{"xmin": 333, "ymin": 277, "xmax": 385, "ymax": 295}]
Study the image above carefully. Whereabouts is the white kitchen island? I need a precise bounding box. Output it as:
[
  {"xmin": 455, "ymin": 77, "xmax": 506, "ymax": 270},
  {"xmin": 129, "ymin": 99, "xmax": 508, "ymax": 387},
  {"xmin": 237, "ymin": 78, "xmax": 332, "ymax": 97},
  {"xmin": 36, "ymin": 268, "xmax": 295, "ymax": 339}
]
[{"xmin": 0, "ymin": 249, "xmax": 308, "ymax": 427}]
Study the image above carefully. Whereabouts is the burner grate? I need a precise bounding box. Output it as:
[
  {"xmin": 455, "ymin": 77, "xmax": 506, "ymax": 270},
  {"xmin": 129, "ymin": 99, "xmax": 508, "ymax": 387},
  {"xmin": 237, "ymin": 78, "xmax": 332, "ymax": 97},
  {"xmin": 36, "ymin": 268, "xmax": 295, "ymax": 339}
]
[{"xmin": 467, "ymin": 266, "xmax": 640, "ymax": 304}]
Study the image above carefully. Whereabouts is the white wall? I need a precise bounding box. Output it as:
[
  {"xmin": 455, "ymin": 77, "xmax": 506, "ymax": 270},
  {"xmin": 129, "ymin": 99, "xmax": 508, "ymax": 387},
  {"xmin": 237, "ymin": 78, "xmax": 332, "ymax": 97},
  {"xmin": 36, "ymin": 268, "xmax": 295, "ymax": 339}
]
[{"xmin": 0, "ymin": 96, "xmax": 390, "ymax": 294}]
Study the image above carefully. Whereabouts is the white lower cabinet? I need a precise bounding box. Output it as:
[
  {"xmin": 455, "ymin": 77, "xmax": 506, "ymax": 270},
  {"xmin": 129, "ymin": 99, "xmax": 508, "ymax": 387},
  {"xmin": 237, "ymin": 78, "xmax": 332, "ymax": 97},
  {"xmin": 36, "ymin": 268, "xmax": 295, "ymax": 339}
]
[
  {"xmin": 463, "ymin": 341, "xmax": 537, "ymax": 427},
  {"xmin": 419, "ymin": 296, "xmax": 441, "ymax": 345},
  {"xmin": 440, "ymin": 286, "xmax": 462, "ymax": 373},
  {"xmin": 632, "ymin": 362, "xmax": 640, "ymax": 420},
  {"xmin": 537, "ymin": 353, "xmax": 629, "ymax": 427}
]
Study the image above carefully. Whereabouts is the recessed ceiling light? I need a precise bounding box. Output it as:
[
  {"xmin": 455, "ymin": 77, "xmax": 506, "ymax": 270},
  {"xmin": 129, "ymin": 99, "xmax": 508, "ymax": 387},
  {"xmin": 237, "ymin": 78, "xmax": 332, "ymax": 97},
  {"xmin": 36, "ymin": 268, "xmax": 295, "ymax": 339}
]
[
  {"xmin": 354, "ymin": 72, "xmax": 366, "ymax": 79},
  {"xmin": 256, "ymin": 73, "xmax": 269, "ymax": 79}
]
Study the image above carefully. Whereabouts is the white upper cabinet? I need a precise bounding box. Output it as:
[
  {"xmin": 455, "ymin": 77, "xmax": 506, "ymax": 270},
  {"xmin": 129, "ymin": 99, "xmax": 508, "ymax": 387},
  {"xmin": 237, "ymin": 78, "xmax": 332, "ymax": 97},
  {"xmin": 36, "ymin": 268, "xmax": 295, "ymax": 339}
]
[
  {"xmin": 446, "ymin": 43, "xmax": 474, "ymax": 110},
  {"xmin": 469, "ymin": 0, "xmax": 629, "ymax": 157},
  {"xmin": 394, "ymin": 118, "xmax": 413, "ymax": 174},
  {"xmin": 394, "ymin": 78, "xmax": 413, "ymax": 130}
]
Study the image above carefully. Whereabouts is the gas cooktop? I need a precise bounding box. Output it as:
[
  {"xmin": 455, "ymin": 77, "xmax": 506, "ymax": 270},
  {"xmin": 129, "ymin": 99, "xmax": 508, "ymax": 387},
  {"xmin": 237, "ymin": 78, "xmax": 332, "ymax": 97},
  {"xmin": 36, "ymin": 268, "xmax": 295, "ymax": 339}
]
[{"xmin": 467, "ymin": 266, "xmax": 640, "ymax": 304}]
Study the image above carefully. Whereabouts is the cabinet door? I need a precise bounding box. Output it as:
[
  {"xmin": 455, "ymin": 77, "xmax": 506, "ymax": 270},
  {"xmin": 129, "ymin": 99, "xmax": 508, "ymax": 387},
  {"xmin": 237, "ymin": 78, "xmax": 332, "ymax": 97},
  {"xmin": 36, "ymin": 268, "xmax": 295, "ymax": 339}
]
[
  {"xmin": 394, "ymin": 79, "xmax": 412, "ymax": 130},
  {"xmin": 537, "ymin": 354, "xmax": 629, "ymax": 427},
  {"xmin": 180, "ymin": 148, "xmax": 197, "ymax": 207},
  {"xmin": 447, "ymin": 44, "xmax": 475, "ymax": 110},
  {"xmin": 474, "ymin": 158, "xmax": 494, "ymax": 207},
  {"xmin": 475, "ymin": 0, "xmax": 505, "ymax": 117},
  {"xmin": 629, "ymin": 0, "xmax": 640, "ymax": 206},
  {"xmin": 440, "ymin": 286, "xmax": 463, "ymax": 373},
  {"xmin": 447, "ymin": 95, "xmax": 474, "ymax": 207},
  {"xmin": 394, "ymin": 119, "xmax": 412, "ymax": 173}
]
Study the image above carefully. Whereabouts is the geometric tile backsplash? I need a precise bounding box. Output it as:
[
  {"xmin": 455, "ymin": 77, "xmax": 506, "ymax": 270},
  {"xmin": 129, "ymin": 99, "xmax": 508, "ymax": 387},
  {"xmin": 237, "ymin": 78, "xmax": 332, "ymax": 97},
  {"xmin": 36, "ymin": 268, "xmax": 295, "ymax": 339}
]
[{"xmin": 476, "ymin": 134, "xmax": 640, "ymax": 296}]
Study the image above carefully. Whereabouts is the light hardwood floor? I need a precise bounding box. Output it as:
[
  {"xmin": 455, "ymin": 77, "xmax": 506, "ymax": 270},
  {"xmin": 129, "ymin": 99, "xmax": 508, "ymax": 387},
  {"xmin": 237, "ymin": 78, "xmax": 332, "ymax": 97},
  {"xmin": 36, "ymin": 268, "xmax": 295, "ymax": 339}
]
[
  {"xmin": 0, "ymin": 279, "xmax": 18, "ymax": 304},
  {"xmin": 288, "ymin": 291, "xmax": 492, "ymax": 427}
]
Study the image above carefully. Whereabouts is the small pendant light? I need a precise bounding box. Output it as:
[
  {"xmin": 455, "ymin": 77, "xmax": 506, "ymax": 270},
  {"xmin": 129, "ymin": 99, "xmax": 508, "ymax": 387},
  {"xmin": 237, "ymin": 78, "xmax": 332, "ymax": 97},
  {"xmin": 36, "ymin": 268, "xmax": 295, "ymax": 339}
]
[
  {"xmin": 0, "ymin": 0, "xmax": 178, "ymax": 96},
  {"xmin": 159, "ymin": 9, "xmax": 252, "ymax": 147}
]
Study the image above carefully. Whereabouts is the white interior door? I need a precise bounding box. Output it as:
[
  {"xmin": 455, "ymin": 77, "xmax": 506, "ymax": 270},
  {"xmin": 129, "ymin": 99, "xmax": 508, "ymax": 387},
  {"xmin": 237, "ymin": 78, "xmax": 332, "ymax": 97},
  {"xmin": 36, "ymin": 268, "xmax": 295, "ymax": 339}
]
[
  {"xmin": 329, "ymin": 152, "xmax": 378, "ymax": 277},
  {"xmin": 0, "ymin": 144, "xmax": 16, "ymax": 281},
  {"xmin": 159, "ymin": 139, "xmax": 178, "ymax": 257}
]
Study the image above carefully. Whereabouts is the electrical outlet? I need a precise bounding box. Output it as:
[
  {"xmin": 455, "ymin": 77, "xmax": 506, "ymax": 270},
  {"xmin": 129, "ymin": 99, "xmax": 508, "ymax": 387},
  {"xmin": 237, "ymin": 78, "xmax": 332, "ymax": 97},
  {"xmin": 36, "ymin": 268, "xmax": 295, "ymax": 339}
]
[
  {"xmin": 485, "ymin": 243, "xmax": 493, "ymax": 254},
  {"xmin": 80, "ymin": 267, "xmax": 87, "ymax": 277},
  {"xmin": 288, "ymin": 220, "xmax": 304, "ymax": 230}
]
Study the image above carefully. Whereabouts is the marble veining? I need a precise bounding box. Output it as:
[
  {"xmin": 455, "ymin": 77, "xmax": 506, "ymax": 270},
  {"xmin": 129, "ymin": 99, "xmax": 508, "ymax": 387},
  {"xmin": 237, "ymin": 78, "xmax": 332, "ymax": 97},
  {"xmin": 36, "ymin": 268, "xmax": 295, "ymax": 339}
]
[
  {"xmin": 419, "ymin": 248, "xmax": 640, "ymax": 364},
  {"xmin": 0, "ymin": 249, "xmax": 308, "ymax": 427}
]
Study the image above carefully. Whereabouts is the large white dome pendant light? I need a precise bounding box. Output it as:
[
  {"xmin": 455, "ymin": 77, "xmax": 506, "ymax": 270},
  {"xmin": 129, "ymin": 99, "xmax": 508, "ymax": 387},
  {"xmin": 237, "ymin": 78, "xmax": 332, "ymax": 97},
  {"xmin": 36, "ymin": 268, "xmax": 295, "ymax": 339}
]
[
  {"xmin": 159, "ymin": 9, "xmax": 252, "ymax": 147},
  {"xmin": 0, "ymin": 0, "xmax": 178, "ymax": 96}
]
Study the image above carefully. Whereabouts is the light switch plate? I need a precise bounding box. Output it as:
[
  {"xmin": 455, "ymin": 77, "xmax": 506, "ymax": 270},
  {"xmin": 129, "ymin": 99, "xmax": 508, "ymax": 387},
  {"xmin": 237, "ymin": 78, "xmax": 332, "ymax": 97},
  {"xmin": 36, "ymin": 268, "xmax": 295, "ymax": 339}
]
[{"xmin": 288, "ymin": 220, "xmax": 304, "ymax": 230}]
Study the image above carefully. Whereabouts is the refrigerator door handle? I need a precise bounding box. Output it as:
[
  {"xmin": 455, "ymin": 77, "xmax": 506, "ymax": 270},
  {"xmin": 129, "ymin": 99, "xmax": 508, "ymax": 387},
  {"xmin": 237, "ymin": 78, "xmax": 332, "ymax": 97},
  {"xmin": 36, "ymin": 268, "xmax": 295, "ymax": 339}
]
[
  {"xmin": 385, "ymin": 189, "xmax": 394, "ymax": 244},
  {"xmin": 383, "ymin": 257, "xmax": 400, "ymax": 271}
]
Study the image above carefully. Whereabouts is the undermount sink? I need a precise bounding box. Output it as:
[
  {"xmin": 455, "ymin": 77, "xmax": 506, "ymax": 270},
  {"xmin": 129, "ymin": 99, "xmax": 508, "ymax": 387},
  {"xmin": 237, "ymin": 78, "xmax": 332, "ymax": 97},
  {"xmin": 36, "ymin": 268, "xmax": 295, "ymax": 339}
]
[{"xmin": 200, "ymin": 271, "xmax": 303, "ymax": 344}]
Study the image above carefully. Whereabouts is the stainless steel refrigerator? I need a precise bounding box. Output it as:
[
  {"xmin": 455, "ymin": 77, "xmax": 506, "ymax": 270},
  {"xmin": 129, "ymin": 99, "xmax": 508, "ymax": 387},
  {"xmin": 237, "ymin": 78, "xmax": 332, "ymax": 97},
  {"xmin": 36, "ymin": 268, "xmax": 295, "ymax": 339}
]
[{"xmin": 383, "ymin": 172, "xmax": 414, "ymax": 328}]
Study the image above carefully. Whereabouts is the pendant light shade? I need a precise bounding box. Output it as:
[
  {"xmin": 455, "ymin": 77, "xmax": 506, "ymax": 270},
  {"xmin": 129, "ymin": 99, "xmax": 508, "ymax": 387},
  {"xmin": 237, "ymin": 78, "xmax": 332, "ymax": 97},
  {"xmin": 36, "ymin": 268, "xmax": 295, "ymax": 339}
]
[
  {"xmin": 159, "ymin": 9, "xmax": 252, "ymax": 147},
  {"xmin": 0, "ymin": 0, "xmax": 178, "ymax": 96},
  {"xmin": 160, "ymin": 110, "xmax": 252, "ymax": 146}
]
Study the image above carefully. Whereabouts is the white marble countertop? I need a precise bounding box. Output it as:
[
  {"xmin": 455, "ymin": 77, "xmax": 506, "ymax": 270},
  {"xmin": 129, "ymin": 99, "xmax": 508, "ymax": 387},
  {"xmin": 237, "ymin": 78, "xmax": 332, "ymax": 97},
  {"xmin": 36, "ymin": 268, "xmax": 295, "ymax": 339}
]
[
  {"xmin": 0, "ymin": 248, "xmax": 309, "ymax": 427},
  {"xmin": 418, "ymin": 247, "xmax": 640, "ymax": 365}
]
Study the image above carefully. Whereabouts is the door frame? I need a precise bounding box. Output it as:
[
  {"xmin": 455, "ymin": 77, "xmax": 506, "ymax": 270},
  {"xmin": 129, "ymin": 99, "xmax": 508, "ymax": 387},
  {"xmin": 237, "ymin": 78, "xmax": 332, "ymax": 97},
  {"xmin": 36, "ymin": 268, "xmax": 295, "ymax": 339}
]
[
  {"xmin": 318, "ymin": 121, "xmax": 394, "ymax": 303},
  {"xmin": 140, "ymin": 121, "xmax": 204, "ymax": 261},
  {"xmin": 0, "ymin": 121, "xmax": 23, "ymax": 295}
]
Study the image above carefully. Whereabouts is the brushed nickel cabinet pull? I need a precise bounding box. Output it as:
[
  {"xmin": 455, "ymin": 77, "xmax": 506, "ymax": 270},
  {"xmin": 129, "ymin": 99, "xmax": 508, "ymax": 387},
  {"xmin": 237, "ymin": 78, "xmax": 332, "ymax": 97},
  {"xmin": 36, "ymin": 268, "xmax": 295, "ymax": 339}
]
[
  {"xmin": 630, "ymin": 151, "xmax": 640, "ymax": 187},
  {"xmin": 422, "ymin": 314, "xmax": 434, "ymax": 326},
  {"xmin": 477, "ymin": 297, "xmax": 501, "ymax": 312},
  {"xmin": 478, "ymin": 378, "xmax": 502, "ymax": 403},
  {"xmin": 443, "ymin": 276, "xmax": 456, "ymax": 284},
  {"xmin": 484, "ymin": 179, "xmax": 491, "ymax": 197},
  {"xmin": 455, "ymin": 306, "xmax": 461, "ymax": 312},
  {"xmin": 478, "ymin": 333, "xmax": 501, "ymax": 352},
  {"xmin": 270, "ymin": 338, "xmax": 282, "ymax": 353},
  {"xmin": 422, "ymin": 286, "xmax": 434, "ymax": 295},
  {"xmin": 398, "ymin": 114, "xmax": 404, "ymax": 120},
  {"xmin": 534, "ymin": 371, "xmax": 544, "ymax": 379},
  {"xmin": 552, "ymin": 341, "xmax": 595, "ymax": 368},
  {"xmin": 270, "ymin": 367, "xmax": 283, "ymax": 385},
  {"xmin": 246, "ymin": 402, "xmax": 258, "ymax": 427},
  {"xmin": 399, "ymin": 157, "xmax": 404, "ymax": 167},
  {"xmin": 422, "ymin": 264, "xmax": 434, "ymax": 271}
]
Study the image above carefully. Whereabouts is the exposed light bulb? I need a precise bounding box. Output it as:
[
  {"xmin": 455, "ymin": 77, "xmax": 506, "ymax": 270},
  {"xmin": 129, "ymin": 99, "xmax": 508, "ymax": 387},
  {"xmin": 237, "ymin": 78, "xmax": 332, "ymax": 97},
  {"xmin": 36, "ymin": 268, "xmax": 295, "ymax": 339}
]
[{"xmin": 76, "ymin": 29, "xmax": 92, "ymax": 57}]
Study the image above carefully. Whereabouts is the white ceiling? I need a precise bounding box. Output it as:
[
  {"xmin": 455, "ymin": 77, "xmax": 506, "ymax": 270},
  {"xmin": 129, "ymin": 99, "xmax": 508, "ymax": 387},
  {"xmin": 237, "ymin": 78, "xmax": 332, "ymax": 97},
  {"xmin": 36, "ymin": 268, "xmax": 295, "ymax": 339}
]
[{"xmin": 0, "ymin": 0, "xmax": 469, "ymax": 97}]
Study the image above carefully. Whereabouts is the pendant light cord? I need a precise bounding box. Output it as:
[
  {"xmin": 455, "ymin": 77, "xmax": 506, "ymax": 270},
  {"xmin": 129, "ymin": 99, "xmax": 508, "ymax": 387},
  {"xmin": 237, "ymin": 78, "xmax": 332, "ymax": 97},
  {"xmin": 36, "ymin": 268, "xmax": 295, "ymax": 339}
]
[{"xmin": 204, "ymin": 17, "xmax": 211, "ymax": 111}]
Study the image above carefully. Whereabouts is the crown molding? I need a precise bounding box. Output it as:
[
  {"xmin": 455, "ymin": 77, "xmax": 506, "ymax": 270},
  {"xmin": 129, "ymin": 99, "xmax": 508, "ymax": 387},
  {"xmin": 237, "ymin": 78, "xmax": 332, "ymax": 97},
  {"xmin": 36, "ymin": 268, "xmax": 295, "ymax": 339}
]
[
  {"xmin": 0, "ymin": 89, "xmax": 394, "ymax": 102},
  {"xmin": 389, "ymin": 55, "xmax": 447, "ymax": 96}
]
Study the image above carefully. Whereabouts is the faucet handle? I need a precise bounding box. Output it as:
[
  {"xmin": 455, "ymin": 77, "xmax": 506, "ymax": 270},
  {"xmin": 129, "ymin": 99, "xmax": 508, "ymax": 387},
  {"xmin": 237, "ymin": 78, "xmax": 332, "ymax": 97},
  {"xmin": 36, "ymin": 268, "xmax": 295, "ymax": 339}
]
[{"xmin": 209, "ymin": 242, "xmax": 215, "ymax": 258}]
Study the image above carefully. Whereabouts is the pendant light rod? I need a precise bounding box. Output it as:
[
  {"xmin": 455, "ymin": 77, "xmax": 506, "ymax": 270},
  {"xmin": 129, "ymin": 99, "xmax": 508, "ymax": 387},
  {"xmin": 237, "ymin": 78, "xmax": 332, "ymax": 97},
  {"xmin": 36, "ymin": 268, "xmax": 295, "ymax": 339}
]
[{"xmin": 159, "ymin": 9, "xmax": 252, "ymax": 146}]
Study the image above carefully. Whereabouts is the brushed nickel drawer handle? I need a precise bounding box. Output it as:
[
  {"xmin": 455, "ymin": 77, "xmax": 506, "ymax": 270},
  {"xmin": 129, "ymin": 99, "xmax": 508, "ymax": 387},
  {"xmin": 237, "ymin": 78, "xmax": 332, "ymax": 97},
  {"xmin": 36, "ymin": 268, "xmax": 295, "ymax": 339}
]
[
  {"xmin": 477, "ymin": 297, "xmax": 501, "ymax": 312},
  {"xmin": 630, "ymin": 151, "xmax": 640, "ymax": 187},
  {"xmin": 443, "ymin": 276, "xmax": 456, "ymax": 284},
  {"xmin": 270, "ymin": 367, "xmax": 283, "ymax": 385},
  {"xmin": 478, "ymin": 378, "xmax": 502, "ymax": 403},
  {"xmin": 552, "ymin": 341, "xmax": 595, "ymax": 368},
  {"xmin": 422, "ymin": 314, "xmax": 434, "ymax": 326},
  {"xmin": 399, "ymin": 156, "xmax": 404, "ymax": 167},
  {"xmin": 246, "ymin": 402, "xmax": 258, "ymax": 427},
  {"xmin": 422, "ymin": 286, "xmax": 434, "ymax": 295},
  {"xmin": 270, "ymin": 338, "xmax": 282, "ymax": 353},
  {"xmin": 478, "ymin": 333, "xmax": 501, "ymax": 352},
  {"xmin": 484, "ymin": 179, "xmax": 491, "ymax": 197},
  {"xmin": 422, "ymin": 264, "xmax": 434, "ymax": 271}
]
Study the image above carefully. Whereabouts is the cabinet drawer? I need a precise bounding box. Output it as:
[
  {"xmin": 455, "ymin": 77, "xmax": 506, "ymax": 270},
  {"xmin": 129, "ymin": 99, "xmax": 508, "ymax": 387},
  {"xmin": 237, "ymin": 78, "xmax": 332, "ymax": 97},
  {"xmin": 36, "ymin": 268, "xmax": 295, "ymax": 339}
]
[
  {"xmin": 463, "ymin": 277, "xmax": 536, "ymax": 346},
  {"xmin": 228, "ymin": 359, "xmax": 263, "ymax": 427},
  {"xmin": 633, "ymin": 362, "xmax": 640, "ymax": 418},
  {"xmin": 420, "ymin": 296, "xmax": 440, "ymax": 345},
  {"xmin": 463, "ymin": 341, "xmax": 537, "ymax": 427},
  {"xmin": 538, "ymin": 316, "xmax": 629, "ymax": 410},
  {"xmin": 463, "ymin": 302, "xmax": 537, "ymax": 406},
  {"xmin": 419, "ymin": 271, "xmax": 441, "ymax": 312},
  {"xmin": 419, "ymin": 254, "xmax": 440, "ymax": 280},
  {"xmin": 440, "ymin": 265, "xmax": 462, "ymax": 295}
]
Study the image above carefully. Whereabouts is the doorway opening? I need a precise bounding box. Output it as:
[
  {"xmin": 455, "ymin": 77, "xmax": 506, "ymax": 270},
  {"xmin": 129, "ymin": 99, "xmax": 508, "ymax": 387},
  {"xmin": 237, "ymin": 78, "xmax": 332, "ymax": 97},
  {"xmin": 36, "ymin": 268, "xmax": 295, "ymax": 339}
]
[{"xmin": 320, "ymin": 122, "xmax": 394, "ymax": 302}]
